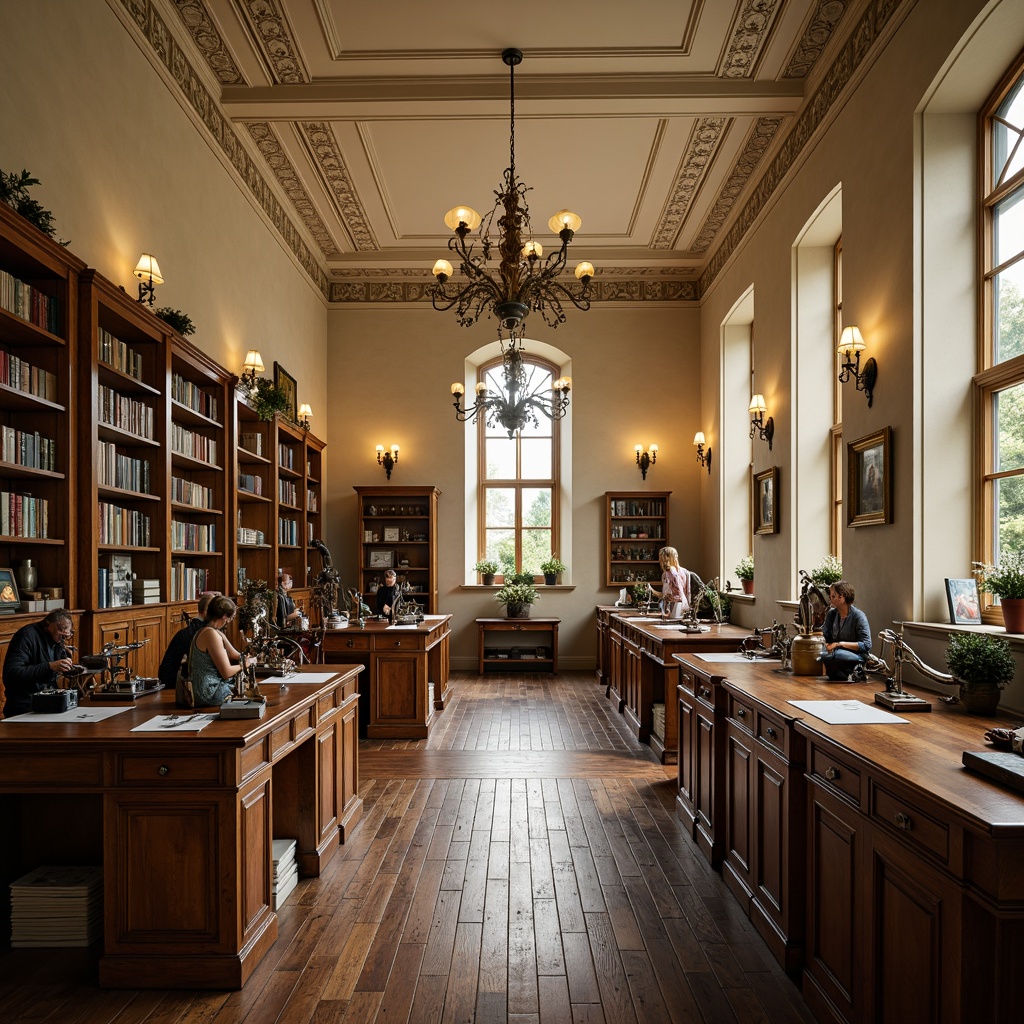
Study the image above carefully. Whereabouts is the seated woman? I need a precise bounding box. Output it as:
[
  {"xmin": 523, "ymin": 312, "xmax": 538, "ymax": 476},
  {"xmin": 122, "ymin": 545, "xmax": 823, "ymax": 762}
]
[
  {"xmin": 819, "ymin": 580, "xmax": 872, "ymax": 681},
  {"xmin": 190, "ymin": 595, "xmax": 255, "ymax": 706}
]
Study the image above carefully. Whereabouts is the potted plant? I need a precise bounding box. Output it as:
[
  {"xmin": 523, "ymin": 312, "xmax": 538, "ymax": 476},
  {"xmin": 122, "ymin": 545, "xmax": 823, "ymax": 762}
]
[
  {"xmin": 495, "ymin": 573, "xmax": 538, "ymax": 618},
  {"xmin": 945, "ymin": 631, "xmax": 1016, "ymax": 715},
  {"xmin": 247, "ymin": 377, "xmax": 289, "ymax": 421},
  {"xmin": 474, "ymin": 559, "xmax": 499, "ymax": 586},
  {"xmin": 735, "ymin": 555, "xmax": 754, "ymax": 595},
  {"xmin": 810, "ymin": 554, "xmax": 843, "ymax": 588},
  {"xmin": 973, "ymin": 552, "xmax": 1024, "ymax": 633},
  {"xmin": 154, "ymin": 307, "xmax": 196, "ymax": 337},
  {"xmin": 631, "ymin": 581, "xmax": 653, "ymax": 611},
  {"xmin": 540, "ymin": 555, "xmax": 567, "ymax": 585}
]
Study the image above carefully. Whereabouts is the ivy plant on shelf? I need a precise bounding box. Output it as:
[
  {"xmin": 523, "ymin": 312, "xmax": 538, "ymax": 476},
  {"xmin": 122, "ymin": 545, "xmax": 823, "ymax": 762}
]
[
  {"xmin": 246, "ymin": 377, "xmax": 289, "ymax": 421},
  {"xmin": 154, "ymin": 307, "xmax": 196, "ymax": 337},
  {"xmin": 0, "ymin": 168, "xmax": 68, "ymax": 244}
]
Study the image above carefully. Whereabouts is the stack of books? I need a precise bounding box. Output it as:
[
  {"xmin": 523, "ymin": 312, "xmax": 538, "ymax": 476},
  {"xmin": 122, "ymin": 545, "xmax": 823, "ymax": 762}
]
[
  {"xmin": 10, "ymin": 865, "xmax": 103, "ymax": 947},
  {"xmin": 272, "ymin": 838, "xmax": 298, "ymax": 910},
  {"xmin": 132, "ymin": 579, "xmax": 160, "ymax": 604}
]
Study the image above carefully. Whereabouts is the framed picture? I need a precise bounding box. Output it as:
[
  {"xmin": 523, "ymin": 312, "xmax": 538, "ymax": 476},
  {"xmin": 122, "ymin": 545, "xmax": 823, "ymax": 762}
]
[
  {"xmin": 383, "ymin": 527, "xmax": 400, "ymax": 543},
  {"xmin": 274, "ymin": 362, "xmax": 298, "ymax": 422},
  {"xmin": 945, "ymin": 578, "xmax": 982, "ymax": 624},
  {"xmin": 369, "ymin": 550, "xmax": 393, "ymax": 568},
  {"xmin": 753, "ymin": 466, "xmax": 779, "ymax": 535},
  {"xmin": 848, "ymin": 426, "xmax": 892, "ymax": 527},
  {"xmin": 0, "ymin": 568, "xmax": 19, "ymax": 612}
]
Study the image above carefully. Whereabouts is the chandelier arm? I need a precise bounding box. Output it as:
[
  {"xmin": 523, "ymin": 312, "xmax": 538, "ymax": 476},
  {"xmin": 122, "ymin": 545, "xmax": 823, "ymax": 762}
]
[{"xmin": 536, "ymin": 277, "xmax": 592, "ymax": 313}]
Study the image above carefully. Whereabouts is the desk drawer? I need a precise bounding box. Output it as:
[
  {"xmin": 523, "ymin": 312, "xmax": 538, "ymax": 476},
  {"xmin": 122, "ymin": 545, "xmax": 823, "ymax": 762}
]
[
  {"xmin": 809, "ymin": 743, "xmax": 861, "ymax": 806},
  {"xmin": 871, "ymin": 782, "xmax": 949, "ymax": 863},
  {"xmin": 728, "ymin": 693, "xmax": 755, "ymax": 732},
  {"xmin": 376, "ymin": 636, "xmax": 420, "ymax": 650},
  {"xmin": 694, "ymin": 678, "xmax": 716, "ymax": 709},
  {"xmin": 118, "ymin": 754, "xmax": 222, "ymax": 785},
  {"xmin": 757, "ymin": 709, "xmax": 788, "ymax": 758},
  {"xmin": 332, "ymin": 634, "xmax": 372, "ymax": 651}
]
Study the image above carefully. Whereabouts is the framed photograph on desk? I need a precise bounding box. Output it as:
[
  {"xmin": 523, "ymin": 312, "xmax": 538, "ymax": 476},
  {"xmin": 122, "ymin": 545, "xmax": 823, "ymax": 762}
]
[{"xmin": 369, "ymin": 550, "xmax": 393, "ymax": 568}]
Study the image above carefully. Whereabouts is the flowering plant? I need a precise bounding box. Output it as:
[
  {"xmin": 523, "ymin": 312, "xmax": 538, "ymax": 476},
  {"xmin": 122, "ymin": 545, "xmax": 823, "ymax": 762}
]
[
  {"xmin": 810, "ymin": 554, "xmax": 843, "ymax": 587},
  {"xmin": 735, "ymin": 555, "xmax": 754, "ymax": 582},
  {"xmin": 973, "ymin": 552, "xmax": 1024, "ymax": 600}
]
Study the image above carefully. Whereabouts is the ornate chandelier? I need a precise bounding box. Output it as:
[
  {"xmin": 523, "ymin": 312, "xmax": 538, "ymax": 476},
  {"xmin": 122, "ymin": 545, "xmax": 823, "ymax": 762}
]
[
  {"xmin": 430, "ymin": 48, "xmax": 594, "ymax": 332},
  {"xmin": 450, "ymin": 328, "xmax": 571, "ymax": 438}
]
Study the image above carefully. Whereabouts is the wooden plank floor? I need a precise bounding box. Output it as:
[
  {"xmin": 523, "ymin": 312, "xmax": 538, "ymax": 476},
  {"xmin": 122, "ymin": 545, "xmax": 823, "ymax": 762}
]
[{"xmin": 0, "ymin": 672, "xmax": 817, "ymax": 1023}]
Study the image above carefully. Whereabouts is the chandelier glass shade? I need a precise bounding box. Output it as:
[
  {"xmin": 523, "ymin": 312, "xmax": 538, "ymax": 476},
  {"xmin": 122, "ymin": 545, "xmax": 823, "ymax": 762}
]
[
  {"xmin": 451, "ymin": 329, "xmax": 571, "ymax": 438},
  {"xmin": 430, "ymin": 48, "xmax": 594, "ymax": 332}
]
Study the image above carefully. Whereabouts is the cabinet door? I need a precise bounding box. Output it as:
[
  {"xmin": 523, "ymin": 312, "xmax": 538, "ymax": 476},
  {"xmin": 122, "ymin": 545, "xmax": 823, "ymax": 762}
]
[
  {"xmin": 694, "ymin": 701, "xmax": 719, "ymax": 863},
  {"xmin": 608, "ymin": 629, "xmax": 624, "ymax": 708},
  {"xmin": 372, "ymin": 653, "xmax": 422, "ymax": 725},
  {"xmin": 724, "ymin": 722, "xmax": 754, "ymax": 905},
  {"xmin": 676, "ymin": 682, "xmax": 696, "ymax": 831},
  {"xmin": 132, "ymin": 610, "xmax": 165, "ymax": 678},
  {"xmin": 96, "ymin": 616, "xmax": 133, "ymax": 651}
]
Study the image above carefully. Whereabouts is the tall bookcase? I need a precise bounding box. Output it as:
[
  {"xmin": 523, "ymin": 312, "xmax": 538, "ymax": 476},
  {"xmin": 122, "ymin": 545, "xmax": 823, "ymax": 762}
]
[
  {"xmin": 355, "ymin": 486, "xmax": 439, "ymax": 614},
  {"xmin": 233, "ymin": 392, "xmax": 274, "ymax": 593},
  {"xmin": 605, "ymin": 490, "xmax": 671, "ymax": 587}
]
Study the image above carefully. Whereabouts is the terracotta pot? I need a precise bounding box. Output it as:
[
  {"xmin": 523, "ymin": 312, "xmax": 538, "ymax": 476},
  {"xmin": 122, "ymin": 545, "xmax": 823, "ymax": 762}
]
[
  {"xmin": 959, "ymin": 683, "xmax": 1001, "ymax": 716},
  {"xmin": 1000, "ymin": 597, "xmax": 1024, "ymax": 634},
  {"xmin": 791, "ymin": 633, "xmax": 825, "ymax": 676},
  {"xmin": 741, "ymin": 579, "xmax": 754, "ymax": 595}
]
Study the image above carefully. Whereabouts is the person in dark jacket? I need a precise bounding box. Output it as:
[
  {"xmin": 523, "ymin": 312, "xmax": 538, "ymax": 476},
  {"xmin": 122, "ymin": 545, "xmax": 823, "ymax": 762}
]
[
  {"xmin": 818, "ymin": 580, "xmax": 872, "ymax": 681},
  {"xmin": 157, "ymin": 591, "xmax": 220, "ymax": 691},
  {"xmin": 2, "ymin": 609, "xmax": 74, "ymax": 716},
  {"xmin": 275, "ymin": 572, "xmax": 302, "ymax": 629},
  {"xmin": 375, "ymin": 570, "xmax": 398, "ymax": 617}
]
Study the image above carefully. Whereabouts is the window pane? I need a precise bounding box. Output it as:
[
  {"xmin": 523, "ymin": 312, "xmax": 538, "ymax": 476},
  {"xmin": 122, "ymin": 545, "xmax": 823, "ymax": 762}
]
[
  {"xmin": 994, "ymin": 190, "xmax": 1024, "ymax": 268},
  {"xmin": 521, "ymin": 529, "xmax": 551, "ymax": 575},
  {"xmin": 995, "ymin": 474, "xmax": 1024, "ymax": 553},
  {"xmin": 523, "ymin": 488, "xmax": 552, "ymax": 527},
  {"xmin": 520, "ymin": 438, "xmax": 552, "ymax": 479},
  {"xmin": 485, "ymin": 487, "xmax": 515, "ymax": 527},
  {"xmin": 994, "ymin": 77, "xmax": 1024, "ymax": 186},
  {"xmin": 485, "ymin": 528, "xmax": 515, "ymax": 571},
  {"xmin": 484, "ymin": 436, "xmax": 516, "ymax": 479}
]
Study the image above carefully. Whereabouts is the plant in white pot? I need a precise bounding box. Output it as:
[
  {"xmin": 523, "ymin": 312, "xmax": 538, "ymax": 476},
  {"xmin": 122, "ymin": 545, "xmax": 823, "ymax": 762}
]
[
  {"xmin": 735, "ymin": 555, "xmax": 754, "ymax": 595},
  {"xmin": 474, "ymin": 559, "xmax": 499, "ymax": 586},
  {"xmin": 944, "ymin": 631, "xmax": 1016, "ymax": 715},
  {"xmin": 973, "ymin": 551, "xmax": 1024, "ymax": 633},
  {"xmin": 495, "ymin": 573, "xmax": 538, "ymax": 619},
  {"xmin": 540, "ymin": 555, "xmax": 567, "ymax": 585}
]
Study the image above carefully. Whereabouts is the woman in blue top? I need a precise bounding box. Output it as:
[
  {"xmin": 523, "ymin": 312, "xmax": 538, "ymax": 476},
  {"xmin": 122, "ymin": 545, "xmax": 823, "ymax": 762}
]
[
  {"xmin": 189, "ymin": 595, "xmax": 255, "ymax": 706},
  {"xmin": 819, "ymin": 580, "xmax": 872, "ymax": 681}
]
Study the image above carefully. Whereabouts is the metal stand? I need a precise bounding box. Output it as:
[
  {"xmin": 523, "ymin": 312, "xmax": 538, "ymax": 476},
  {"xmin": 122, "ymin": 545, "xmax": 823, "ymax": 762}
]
[{"xmin": 873, "ymin": 689, "xmax": 932, "ymax": 712}]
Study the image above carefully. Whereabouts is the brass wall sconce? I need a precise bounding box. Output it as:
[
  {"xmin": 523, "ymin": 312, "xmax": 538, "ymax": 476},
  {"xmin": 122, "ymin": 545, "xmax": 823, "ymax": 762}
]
[
  {"xmin": 693, "ymin": 432, "xmax": 712, "ymax": 474},
  {"xmin": 837, "ymin": 325, "xmax": 878, "ymax": 407},
  {"xmin": 133, "ymin": 254, "xmax": 163, "ymax": 306},
  {"xmin": 376, "ymin": 444, "xmax": 399, "ymax": 479},
  {"xmin": 240, "ymin": 350, "xmax": 264, "ymax": 389},
  {"xmin": 749, "ymin": 394, "xmax": 774, "ymax": 450},
  {"xmin": 634, "ymin": 444, "xmax": 658, "ymax": 480},
  {"xmin": 297, "ymin": 403, "xmax": 312, "ymax": 430}
]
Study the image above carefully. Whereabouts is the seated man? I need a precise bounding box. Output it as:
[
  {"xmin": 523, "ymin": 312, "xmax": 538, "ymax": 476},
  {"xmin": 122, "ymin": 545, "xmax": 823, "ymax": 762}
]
[
  {"xmin": 375, "ymin": 570, "xmax": 398, "ymax": 618},
  {"xmin": 275, "ymin": 572, "xmax": 302, "ymax": 629},
  {"xmin": 157, "ymin": 591, "xmax": 220, "ymax": 691},
  {"xmin": 3, "ymin": 609, "xmax": 75, "ymax": 717}
]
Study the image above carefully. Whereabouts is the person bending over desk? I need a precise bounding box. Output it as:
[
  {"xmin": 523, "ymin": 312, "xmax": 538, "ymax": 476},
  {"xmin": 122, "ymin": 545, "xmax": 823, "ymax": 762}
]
[
  {"xmin": 819, "ymin": 580, "xmax": 872, "ymax": 681},
  {"xmin": 376, "ymin": 569, "xmax": 398, "ymax": 617},
  {"xmin": 2, "ymin": 609, "xmax": 74, "ymax": 717},
  {"xmin": 190, "ymin": 596, "xmax": 256, "ymax": 706},
  {"xmin": 157, "ymin": 590, "xmax": 220, "ymax": 691}
]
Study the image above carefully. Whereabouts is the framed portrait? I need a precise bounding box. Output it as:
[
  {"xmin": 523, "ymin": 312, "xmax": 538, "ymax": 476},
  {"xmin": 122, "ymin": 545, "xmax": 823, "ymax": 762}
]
[
  {"xmin": 0, "ymin": 568, "xmax": 19, "ymax": 612},
  {"xmin": 383, "ymin": 527, "xmax": 400, "ymax": 543},
  {"xmin": 753, "ymin": 466, "xmax": 779, "ymax": 536},
  {"xmin": 848, "ymin": 426, "xmax": 892, "ymax": 527},
  {"xmin": 369, "ymin": 550, "xmax": 393, "ymax": 568},
  {"xmin": 945, "ymin": 578, "xmax": 982, "ymax": 624},
  {"xmin": 273, "ymin": 362, "xmax": 298, "ymax": 423}
]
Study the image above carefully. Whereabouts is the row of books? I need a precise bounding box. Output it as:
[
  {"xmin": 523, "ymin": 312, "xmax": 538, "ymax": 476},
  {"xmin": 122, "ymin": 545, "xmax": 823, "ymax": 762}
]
[
  {"xmin": 170, "ymin": 562, "xmax": 212, "ymax": 601},
  {"xmin": 98, "ymin": 385, "xmax": 155, "ymax": 440},
  {"xmin": 278, "ymin": 444, "xmax": 294, "ymax": 469},
  {"xmin": 279, "ymin": 480, "xmax": 297, "ymax": 505},
  {"xmin": 98, "ymin": 328, "xmax": 143, "ymax": 381},
  {"xmin": 97, "ymin": 440, "xmax": 149, "ymax": 493},
  {"xmin": 1, "ymin": 427, "xmax": 56, "ymax": 472},
  {"xmin": 171, "ymin": 520, "xmax": 216, "ymax": 552},
  {"xmin": 0, "ymin": 269, "xmax": 60, "ymax": 334},
  {"xmin": 171, "ymin": 423, "xmax": 217, "ymax": 465},
  {"xmin": 610, "ymin": 499, "xmax": 666, "ymax": 517},
  {"xmin": 0, "ymin": 348, "xmax": 58, "ymax": 402},
  {"xmin": 239, "ymin": 432, "xmax": 263, "ymax": 456},
  {"xmin": 307, "ymin": 489, "xmax": 317, "ymax": 512},
  {"xmin": 132, "ymin": 578, "xmax": 160, "ymax": 604},
  {"xmin": 171, "ymin": 475, "xmax": 213, "ymax": 508},
  {"xmin": 238, "ymin": 472, "xmax": 263, "ymax": 495},
  {"xmin": 97, "ymin": 502, "xmax": 151, "ymax": 546},
  {"xmin": 279, "ymin": 517, "xmax": 298, "ymax": 546},
  {"xmin": 171, "ymin": 372, "xmax": 219, "ymax": 421},
  {"xmin": 237, "ymin": 527, "xmax": 266, "ymax": 545},
  {"xmin": 0, "ymin": 491, "xmax": 48, "ymax": 538}
]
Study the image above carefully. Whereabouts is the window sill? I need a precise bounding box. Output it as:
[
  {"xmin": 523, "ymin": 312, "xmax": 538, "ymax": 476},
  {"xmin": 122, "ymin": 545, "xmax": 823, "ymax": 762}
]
[
  {"xmin": 458, "ymin": 584, "xmax": 576, "ymax": 592},
  {"xmin": 902, "ymin": 620, "xmax": 1024, "ymax": 641}
]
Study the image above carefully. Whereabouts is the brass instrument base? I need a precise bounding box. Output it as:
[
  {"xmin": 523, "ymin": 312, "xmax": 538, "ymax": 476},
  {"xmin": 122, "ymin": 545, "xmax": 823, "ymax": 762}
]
[{"xmin": 874, "ymin": 690, "xmax": 932, "ymax": 712}]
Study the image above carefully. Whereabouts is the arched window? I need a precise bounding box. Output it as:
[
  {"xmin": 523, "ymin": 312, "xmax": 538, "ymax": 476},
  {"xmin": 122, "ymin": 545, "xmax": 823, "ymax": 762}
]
[{"xmin": 477, "ymin": 353, "xmax": 560, "ymax": 578}]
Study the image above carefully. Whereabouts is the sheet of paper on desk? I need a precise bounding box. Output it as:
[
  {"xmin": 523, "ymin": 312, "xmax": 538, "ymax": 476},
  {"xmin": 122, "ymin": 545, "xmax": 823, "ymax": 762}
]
[
  {"xmin": 267, "ymin": 672, "xmax": 338, "ymax": 684},
  {"xmin": 131, "ymin": 714, "xmax": 219, "ymax": 732},
  {"xmin": 788, "ymin": 700, "xmax": 908, "ymax": 725},
  {"xmin": 2, "ymin": 706, "xmax": 131, "ymax": 724},
  {"xmin": 695, "ymin": 653, "xmax": 781, "ymax": 663}
]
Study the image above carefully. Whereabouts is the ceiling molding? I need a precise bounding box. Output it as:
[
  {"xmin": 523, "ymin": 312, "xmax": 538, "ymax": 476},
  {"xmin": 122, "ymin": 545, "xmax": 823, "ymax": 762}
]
[
  {"xmin": 718, "ymin": 0, "xmax": 785, "ymax": 79},
  {"xmin": 783, "ymin": 0, "xmax": 852, "ymax": 79}
]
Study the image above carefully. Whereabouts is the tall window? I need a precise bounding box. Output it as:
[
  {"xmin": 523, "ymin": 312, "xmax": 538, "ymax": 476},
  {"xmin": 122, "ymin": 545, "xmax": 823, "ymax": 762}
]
[
  {"xmin": 978, "ymin": 56, "xmax": 1024, "ymax": 595},
  {"xmin": 831, "ymin": 238, "xmax": 844, "ymax": 557},
  {"xmin": 478, "ymin": 354, "xmax": 559, "ymax": 577}
]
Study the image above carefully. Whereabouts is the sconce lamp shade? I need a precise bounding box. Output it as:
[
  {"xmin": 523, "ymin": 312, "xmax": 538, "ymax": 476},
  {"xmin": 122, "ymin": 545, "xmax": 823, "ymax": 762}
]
[
  {"xmin": 298, "ymin": 403, "xmax": 312, "ymax": 419},
  {"xmin": 242, "ymin": 349, "xmax": 265, "ymax": 376},
  {"xmin": 433, "ymin": 259, "xmax": 454, "ymax": 280},
  {"xmin": 450, "ymin": 382, "xmax": 465, "ymax": 396},
  {"xmin": 133, "ymin": 254, "xmax": 164, "ymax": 285},
  {"xmin": 376, "ymin": 443, "xmax": 399, "ymax": 479},
  {"xmin": 748, "ymin": 394, "xmax": 767, "ymax": 416},
  {"xmin": 635, "ymin": 444, "xmax": 658, "ymax": 480},
  {"xmin": 693, "ymin": 432, "xmax": 706, "ymax": 447},
  {"xmin": 522, "ymin": 241, "xmax": 543, "ymax": 259},
  {"xmin": 693, "ymin": 432, "xmax": 712, "ymax": 473},
  {"xmin": 837, "ymin": 325, "xmax": 866, "ymax": 356},
  {"xmin": 444, "ymin": 206, "xmax": 481, "ymax": 232},
  {"xmin": 574, "ymin": 262, "xmax": 594, "ymax": 282}
]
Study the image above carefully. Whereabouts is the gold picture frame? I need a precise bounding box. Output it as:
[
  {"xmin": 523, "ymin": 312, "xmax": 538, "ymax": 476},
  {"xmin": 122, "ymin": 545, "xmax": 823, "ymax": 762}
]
[
  {"xmin": 753, "ymin": 466, "xmax": 779, "ymax": 535},
  {"xmin": 848, "ymin": 426, "xmax": 891, "ymax": 527},
  {"xmin": 273, "ymin": 362, "xmax": 298, "ymax": 423}
]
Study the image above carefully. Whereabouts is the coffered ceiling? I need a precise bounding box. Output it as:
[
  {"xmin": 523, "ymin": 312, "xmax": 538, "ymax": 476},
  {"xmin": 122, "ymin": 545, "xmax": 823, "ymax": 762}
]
[{"xmin": 134, "ymin": 0, "xmax": 879, "ymax": 301}]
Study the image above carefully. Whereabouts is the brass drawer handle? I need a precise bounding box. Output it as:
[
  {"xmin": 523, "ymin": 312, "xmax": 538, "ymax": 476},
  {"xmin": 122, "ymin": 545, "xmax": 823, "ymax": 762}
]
[
  {"xmin": 699, "ymin": 686, "xmax": 710, "ymax": 699},
  {"xmin": 514, "ymin": 625, "xmax": 523, "ymax": 631},
  {"xmin": 736, "ymin": 707, "xmax": 746, "ymax": 717},
  {"xmin": 395, "ymin": 641, "xmax": 401, "ymax": 647},
  {"xmin": 824, "ymin": 766, "xmax": 840, "ymax": 781},
  {"xmin": 158, "ymin": 765, "xmax": 170, "ymax": 776},
  {"xmin": 894, "ymin": 811, "xmax": 912, "ymax": 830},
  {"xmin": 346, "ymin": 639, "xmax": 355, "ymax": 648},
  {"xmin": 765, "ymin": 726, "xmax": 777, "ymax": 739}
]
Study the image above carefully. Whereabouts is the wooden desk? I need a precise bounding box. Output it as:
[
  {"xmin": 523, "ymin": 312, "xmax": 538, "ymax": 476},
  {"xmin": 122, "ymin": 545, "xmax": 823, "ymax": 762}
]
[
  {"xmin": 0, "ymin": 665, "xmax": 362, "ymax": 990},
  {"xmin": 321, "ymin": 615, "xmax": 451, "ymax": 739},
  {"xmin": 477, "ymin": 617, "xmax": 559, "ymax": 673}
]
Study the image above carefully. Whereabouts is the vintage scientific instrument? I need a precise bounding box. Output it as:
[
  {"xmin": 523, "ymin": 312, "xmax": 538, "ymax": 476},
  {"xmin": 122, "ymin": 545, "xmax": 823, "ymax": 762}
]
[
  {"xmin": 80, "ymin": 637, "xmax": 160, "ymax": 700},
  {"xmin": 220, "ymin": 657, "xmax": 267, "ymax": 718},
  {"xmin": 871, "ymin": 627, "xmax": 939, "ymax": 712}
]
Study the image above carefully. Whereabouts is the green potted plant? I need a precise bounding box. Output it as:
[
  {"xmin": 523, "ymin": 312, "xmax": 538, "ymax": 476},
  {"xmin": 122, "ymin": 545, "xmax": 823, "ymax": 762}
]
[
  {"xmin": 735, "ymin": 555, "xmax": 754, "ymax": 595},
  {"xmin": 945, "ymin": 631, "xmax": 1016, "ymax": 715},
  {"xmin": 154, "ymin": 307, "xmax": 196, "ymax": 337},
  {"xmin": 474, "ymin": 559, "xmax": 499, "ymax": 586},
  {"xmin": 973, "ymin": 551, "xmax": 1024, "ymax": 633},
  {"xmin": 540, "ymin": 554, "xmax": 567, "ymax": 585},
  {"xmin": 810, "ymin": 554, "xmax": 843, "ymax": 588},
  {"xmin": 248, "ymin": 377, "xmax": 289, "ymax": 421},
  {"xmin": 495, "ymin": 573, "xmax": 538, "ymax": 618},
  {"xmin": 631, "ymin": 581, "xmax": 653, "ymax": 610}
]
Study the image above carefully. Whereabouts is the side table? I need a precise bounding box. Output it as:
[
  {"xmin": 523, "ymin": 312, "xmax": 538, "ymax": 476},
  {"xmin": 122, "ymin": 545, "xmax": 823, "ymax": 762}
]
[{"xmin": 477, "ymin": 617, "xmax": 560, "ymax": 673}]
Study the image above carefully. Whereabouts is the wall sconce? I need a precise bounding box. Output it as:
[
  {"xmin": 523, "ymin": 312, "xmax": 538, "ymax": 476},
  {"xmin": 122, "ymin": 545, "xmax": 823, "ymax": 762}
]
[
  {"xmin": 297, "ymin": 403, "xmax": 312, "ymax": 430},
  {"xmin": 376, "ymin": 444, "xmax": 399, "ymax": 479},
  {"xmin": 634, "ymin": 444, "xmax": 657, "ymax": 480},
  {"xmin": 693, "ymin": 432, "xmax": 712, "ymax": 474},
  {"xmin": 837, "ymin": 325, "xmax": 878, "ymax": 407},
  {"xmin": 133, "ymin": 254, "xmax": 164, "ymax": 306},
  {"xmin": 240, "ymin": 350, "xmax": 264, "ymax": 389},
  {"xmin": 749, "ymin": 394, "xmax": 774, "ymax": 450}
]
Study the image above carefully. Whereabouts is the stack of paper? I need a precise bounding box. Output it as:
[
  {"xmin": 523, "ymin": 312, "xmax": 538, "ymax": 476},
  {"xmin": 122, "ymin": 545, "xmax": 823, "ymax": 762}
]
[
  {"xmin": 10, "ymin": 865, "xmax": 103, "ymax": 947},
  {"xmin": 272, "ymin": 838, "xmax": 298, "ymax": 910}
]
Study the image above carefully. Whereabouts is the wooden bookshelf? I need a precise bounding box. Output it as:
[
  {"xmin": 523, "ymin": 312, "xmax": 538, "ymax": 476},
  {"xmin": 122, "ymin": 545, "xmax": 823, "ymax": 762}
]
[{"xmin": 605, "ymin": 490, "xmax": 671, "ymax": 587}]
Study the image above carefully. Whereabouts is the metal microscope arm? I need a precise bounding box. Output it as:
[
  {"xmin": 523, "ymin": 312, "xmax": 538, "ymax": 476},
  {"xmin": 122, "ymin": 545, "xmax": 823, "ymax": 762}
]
[{"xmin": 876, "ymin": 628, "xmax": 956, "ymax": 695}]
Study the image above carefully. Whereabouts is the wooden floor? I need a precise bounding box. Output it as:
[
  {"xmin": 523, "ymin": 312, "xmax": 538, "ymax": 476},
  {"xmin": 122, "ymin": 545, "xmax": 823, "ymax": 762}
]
[{"xmin": 0, "ymin": 672, "xmax": 817, "ymax": 1024}]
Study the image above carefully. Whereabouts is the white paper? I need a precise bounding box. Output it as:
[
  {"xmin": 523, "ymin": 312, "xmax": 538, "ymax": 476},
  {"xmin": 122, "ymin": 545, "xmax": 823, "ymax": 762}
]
[
  {"xmin": 268, "ymin": 672, "xmax": 338, "ymax": 684},
  {"xmin": 386, "ymin": 624, "xmax": 421, "ymax": 630},
  {"xmin": 788, "ymin": 699, "xmax": 908, "ymax": 725},
  {"xmin": 2, "ymin": 706, "xmax": 131, "ymax": 724},
  {"xmin": 131, "ymin": 713, "xmax": 219, "ymax": 733},
  {"xmin": 694, "ymin": 653, "xmax": 780, "ymax": 663}
]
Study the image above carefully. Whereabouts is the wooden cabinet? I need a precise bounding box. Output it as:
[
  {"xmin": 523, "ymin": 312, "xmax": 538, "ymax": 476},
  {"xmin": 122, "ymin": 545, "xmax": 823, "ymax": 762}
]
[
  {"xmin": 233, "ymin": 395, "xmax": 273, "ymax": 592},
  {"xmin": 354, "ymin": 485, "xmax": 439, "ymax": 613},
  {"xmin": 91, "ymin": 607, "xmax": 167, "ymax": 680},
  {"xmin": 477, "ymin": 617, "xmax": 559, "ymax": 673},
  {"xmin": 604, "ymin": 490, "xmax": 670, "ymax": 587}
]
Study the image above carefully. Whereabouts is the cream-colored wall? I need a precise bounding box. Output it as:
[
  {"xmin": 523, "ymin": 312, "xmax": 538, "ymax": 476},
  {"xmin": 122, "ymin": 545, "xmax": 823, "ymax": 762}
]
[
  {"xmin": 325, "ymin": 304, "xmax": 701, "ymax": 667},
  {"xmin": 0, "ymin": 1, "xmax": 327, "ymax": 416}
]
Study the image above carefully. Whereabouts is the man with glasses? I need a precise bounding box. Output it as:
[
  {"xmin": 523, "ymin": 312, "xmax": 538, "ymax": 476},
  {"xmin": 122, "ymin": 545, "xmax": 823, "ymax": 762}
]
[{"xmin": 2, "ymin": 609, "xmax": 75, "ymax": 717}]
